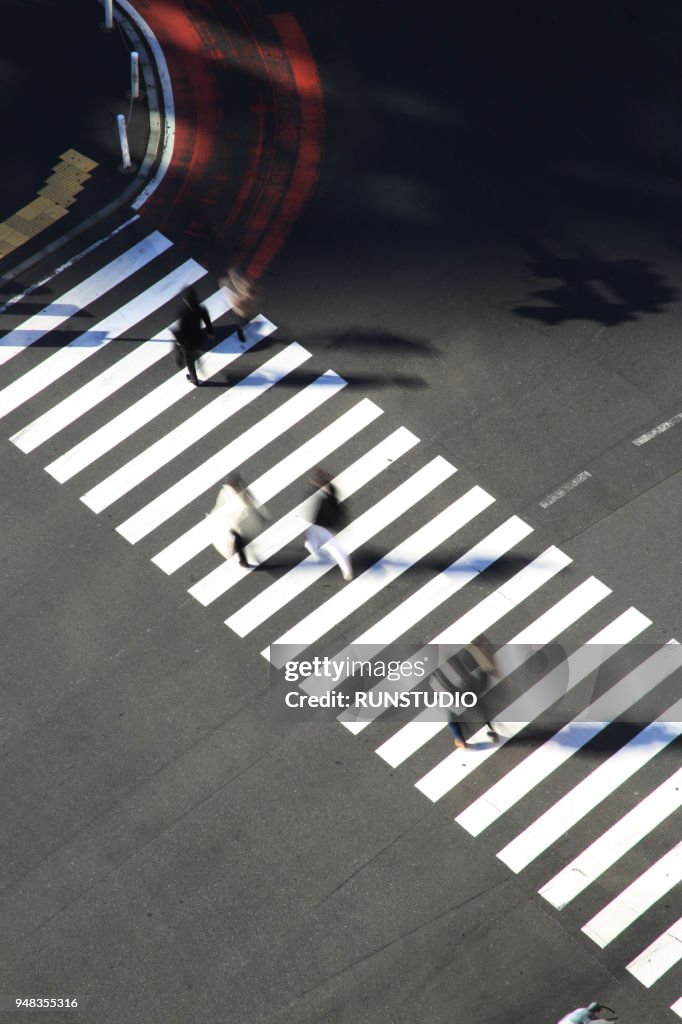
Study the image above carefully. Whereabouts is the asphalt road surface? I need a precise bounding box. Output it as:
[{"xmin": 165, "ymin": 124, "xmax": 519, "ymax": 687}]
[{"xmin": 0, "ymin": 2, "xmax": 680, "ymax": 1024}]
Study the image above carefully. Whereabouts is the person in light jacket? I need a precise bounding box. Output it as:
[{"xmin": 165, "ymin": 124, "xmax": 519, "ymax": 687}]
[{"xmin": 210, "ymin": 473, "xmax": 264, "ymax": 567}]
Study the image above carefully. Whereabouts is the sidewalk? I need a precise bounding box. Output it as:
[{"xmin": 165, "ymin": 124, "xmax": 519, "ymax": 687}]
[{"xmin": 0, "ymin": 0, "xmax": 152, "ymax": 283}]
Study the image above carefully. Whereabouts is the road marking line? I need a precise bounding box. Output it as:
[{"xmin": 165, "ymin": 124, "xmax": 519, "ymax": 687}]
[
  {"xmin": 388, "ymin": 577, "xmax": 611, "ymax": 768},
  {"xmin": 83, "ymin": 343, "xmax": 312, "ymax": 514},
  {"xmin": 302, "ymin": 519, "xmax": 559, "ymax": 705},
  {"xmin": 115, "ymin": 369, "xmax": 347, "ymax": 543},
  {"xmin": 633, "ymin": 411, "xmax": 682, "ymax": 446},
  {"xmin": 10, "ymin": 259, "xmax": 207, "ymax": 452},
  {"xmin": 0, "ymin": 247, "xmax": 184, "ymax": 421},
  {"xmin": 268, "ymin": 487, "xmax": 495, "ymax": 664},
  {"xmin": 414, "ymin": 607, "xmax": 649, "ymax": 803},
  {"xmin": 46, "ymin": 310, "xmax": 272, "ymax": 482},
  {"xmin": 627, "ymin": 917, "xmax": 682, "ymax": 987},
  {"xmin": 228, "ymin": 457, "xmax": 456, "ymax": 639},
  {"xmin": 456, "ymin": 641, "xmax": 682, "ymax": 836},
  {"xmin": 335, "ymin": 517, "xmax": 535, "ymax": 734},
  {"xmin": 539, "ymin": 471, "xmax": 592, "ymax": 508},
  {"xmin": 582, "ymin": 840, "xmax": 682, "ymax": 948},
  {"xmin": 540, "ymin": 763, "xmax": 682, "ymax": 910},
  {"xmin": 375, "ymin": 548, "xmax": 573, "ymax": 766},
  {"xmin": 497, "ymin": 703, "xmax": 682, "ymax": 873},
  {"xmin": 191, "ymin": 428, "xmax": 418, "ymax": 607},
  {"xmin": 0, "ymin": 232, "xmax": 171, "ymax": 365},
  {"xmin": 173, "ymin": 400, "xmax": 384, "ymax": 582},
  {"xmin": 670, "ymin": 995, "xmax": 682, "ymax": 1018}
]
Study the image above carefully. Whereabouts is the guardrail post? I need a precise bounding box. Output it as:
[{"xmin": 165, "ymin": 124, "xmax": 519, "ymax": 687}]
[{"xmin": 117, "ymin": 114, "xmax": 133, "ymax": 173}]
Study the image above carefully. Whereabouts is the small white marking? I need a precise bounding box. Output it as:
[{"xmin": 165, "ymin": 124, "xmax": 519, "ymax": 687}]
[
  {"xmin": 633, "ymin": 411, "xmax": 682, "ymax": 446},
  {"xmin": 539, "ymin": 471, "xmax": 592, "ymax": 508}
]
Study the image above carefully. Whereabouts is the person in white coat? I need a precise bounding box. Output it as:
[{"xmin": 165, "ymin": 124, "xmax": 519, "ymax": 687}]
[{"xmin": 209, "ymin": 473, "xmax": 265, "ymax": 567}]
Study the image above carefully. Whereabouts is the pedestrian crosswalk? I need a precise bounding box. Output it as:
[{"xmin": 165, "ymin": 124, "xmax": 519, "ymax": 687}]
[{"xmin": 1, "ymin": 224, "xmax": 680, "ymax": 1016}]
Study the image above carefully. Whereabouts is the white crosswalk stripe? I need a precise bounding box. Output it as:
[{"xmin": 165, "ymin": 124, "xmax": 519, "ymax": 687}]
[
  {"xmin": 0, "ymin": 232, "xmax": 171, "ymax": 366},
  {"xmin": 0, "ymin": 245, "xmax": 180, "ymax": 420},
  {"xmin": 497, "ymin": 702, "xmax": 682, "ymax": 873},
  {"xmin": 2, "ymin": 227, "xmax": 680, "ymax": 1009},
  {"xmin": 83, "ymin": 342, "xmax": 313, "ymax": 514},
  {"xmin": 191, "ymin": 428, "xmax": 420, "ymax": 607},
  {"xmin": 229, "ymin": 456, "xmax": 456, "ymax": 638},
  {"xmin": 455, "ymin": 641, "xmax": 682, "ymax": 836},
  {"xmin": 156, "ymin": 400, "xmax": 388, "ymax": 578},
  {"xmin": 627, "ymin": 917, "xmax": 682, "ymax": 988},
  {"xmin": 267, "ymin": 486, "xmax": 495, "ymax": 664},
  {"xmin": 582, "ymin": 840, "xmax": 682, "ymax": 947},
  {"xmin": 46, "ymin": 312, "xmax": 275, "ymax": 483},
  {"xmin": 10, "ymin": 260, "xmax": 207, "ymax": 452},
  {"xmin": 539, "ymin": 763, "xmax": 682, "ymax": 910}
]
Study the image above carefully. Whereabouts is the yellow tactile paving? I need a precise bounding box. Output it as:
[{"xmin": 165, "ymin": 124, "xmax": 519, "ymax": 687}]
[
  {"xmin": 60, "ymin": 148, "xmax": 98, "ymax": 173},
  {"xmin": 0, "ymin": 149, "xmax": 98, "ymax": 260}
]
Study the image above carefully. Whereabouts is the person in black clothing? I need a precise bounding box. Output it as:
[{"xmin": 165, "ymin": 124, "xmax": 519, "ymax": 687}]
[
  {"xmin": 173, "ymin": 286, "xmax": 214, "ymax": 385},
  {"xmin": 304, "ymin": 468, "xmax": 353, "ymax": 581}
]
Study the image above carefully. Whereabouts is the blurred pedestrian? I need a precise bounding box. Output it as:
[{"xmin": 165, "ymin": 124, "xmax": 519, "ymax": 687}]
[
  {"xmin": 430, "ymin": 641, "xmax": 500, "ymax": 749},
  {"xmin": 556, "ymin": 1003, "xmax": 606, "ymax": 1024},
  {"xmin": 209, "ymin": 473, "xmax": 266, "ymax": 567},
  {"xmin": 172, "ymin": 286, "xmax": 214, "ymax": 386},
  {"xmin": 305, "ymin": 468, "xmax": 353, "ymax": 581},
  {"xmin": 220, "ymin": 268, "xmax": 258, "ymax": 343}
]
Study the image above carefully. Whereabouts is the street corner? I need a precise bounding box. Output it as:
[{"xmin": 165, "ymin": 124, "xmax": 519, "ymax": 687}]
[
  {"xmin": 129, "ymin": 0, "xmax": 324, "ymax": 276},
  {"xmin": 0, "ymin": 0, "xmax": 160, "ymax": 284}
]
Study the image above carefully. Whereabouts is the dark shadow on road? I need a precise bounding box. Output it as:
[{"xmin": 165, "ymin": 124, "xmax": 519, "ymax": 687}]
[
  {"xmin": 328, "ymin": 327, "xmax": 438, "ymax": 356},
  {"xmin": 513, "ymin": 251, "xmax": 676, "ymax": 327}
]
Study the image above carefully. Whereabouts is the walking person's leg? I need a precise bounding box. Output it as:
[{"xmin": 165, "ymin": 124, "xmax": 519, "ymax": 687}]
[
  {"xmin": 185, "ymin": 347, "xmax": 200, "ymax": 385},
  {"xmin": 231, "ymin": 530, "xmax": 249, "ymax": 567},
  {"xmin": 324, "ymin": 534, "xmax": 353, "ymax": 581},
  {"xmin": 447, "ymin": 718, "xmax": 467, "ymax": 749},
  {"xmin": 305, "ymin": 524, "xmax": 330, "ymax": 560}
]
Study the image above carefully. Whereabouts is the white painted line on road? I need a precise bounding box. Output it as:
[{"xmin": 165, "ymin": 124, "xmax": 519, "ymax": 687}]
[
  {"xmin": 82, "ymin": 343, "xmax": 311, "ymax": 513},
  {"xmin": 0, "ymin": 232, "xmax": 171, "ymax": 366},
  {"xmin": 414, "ymin": 607, "xmax": 649, "ymax": 803},
  {"xmin": 0, "ymin": 251, "xmax": 187, "ymax": 422},
  {"xmin": 375, "ymin": 547, "xmax": 572, "ymax": 767},
  {"xmin": 582, "ymin": 840, "xmax": 682, "ymax": 948},
  {"xmin": 540, "ymin": 763, "xmax": 682, "ymax": 910},
  {"xmin": 456, "ymin": 641, "xmax": 682, "ymax": 836},
  {"xmin": 116, "ymin": 370, "xmax": 347, "ymax": 543},
  {"xmin": 337, "ymin": 516, "xmax": 535, "ymax": 734},
  {"xmin": 539, "ymin": 471, "xmax": 592, "ymax": 509},
  {"xmin": 191, "ymin": 428, "xmax": 418, "ymax": 608},
  {"xmin": 497, "ymin": 701, "xmax": 682, "ymax": 873},
  {"xmin": 633, "ymin": 412, "xmax": 682, "ymax": 446},
  {"xmin": 627, "ymin": 917, "xmax": 682, "ymax": 987},
  {"xmin": 173, "ymin": 400, "xmax": 384, "ymax": 582},
  {"xmin": 46, "ymin": 311, "xmax": 272, "ymax": 483},
  {"xmin": 0, "ymin": 216, "xmax": 140, "ymax": 314},
  {"xmin": 670, "ymin": 995, "xmax": 682, "ymax": 1018},
  {"xmin": 268, "ymin": 486, "xmax": 495, "ymax": 664},
  {"xmin": 229, "ymin": 457, "xmax": 455, "ymax": 639},
  {"xmin": 11, "ymin": 260, "xmax": 206, "ymax": 452}
]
